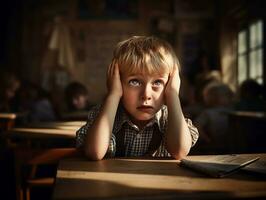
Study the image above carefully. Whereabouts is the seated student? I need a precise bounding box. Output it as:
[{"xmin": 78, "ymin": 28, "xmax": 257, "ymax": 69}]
[
  {"xmin": 234, "ymin": 79, "xmax": 266, "ymax": 112},
  {"xmin": 16, "ymin": 82, "xmax": 56, "ymax": 123},
  {"xmin": 28, "ymin": 84, "xmax": 57, "ymax": 122},
  {"xmin": 184, "ymin": 70, "xmax": 222, "ymax": 121},
  {"xmin": 64, "ymin": 82, "xmax": 92, "ymax": 112},
  {"xmin": 76, "ymin": 36, "xmax": 199, "ymax": 160},
  {"xmin": 194, "ymin": 82, "xmax": 234, "ymax": 154}
]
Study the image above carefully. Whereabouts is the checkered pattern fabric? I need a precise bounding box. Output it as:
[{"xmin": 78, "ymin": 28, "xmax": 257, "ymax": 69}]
[{"xmin": 76, "ymin": 104, "xmax": 199, "ymax": 157}]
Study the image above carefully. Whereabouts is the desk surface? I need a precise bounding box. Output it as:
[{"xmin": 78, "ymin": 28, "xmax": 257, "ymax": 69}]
[
  {"xmin": 53, "ymin": 154, "xmax": 266, "ymax": 200},
  {"xmin": 0, "ymin": 112, "xmax": 27, "ymax": 119},
  {"xmin": 8, "ymin": 127, "xmax": 76, "ymax": 139},
  {"xmin": 7, "ymin": 126, "xmax": 78, "ymax": 140},
  {"xmin": 0, "ymin": 113, "xmax": 17, "ymax": 119},
  {"xmin": 229, "ymin": 111, "xmax": 266, "ymax": 119},
  {"xmin": 5, "ymin": 121, "xmax": 85, "ymax": 139},
  {"xmin": 28, "ymin": 121, "xmax": 86, "ymax": 128}
]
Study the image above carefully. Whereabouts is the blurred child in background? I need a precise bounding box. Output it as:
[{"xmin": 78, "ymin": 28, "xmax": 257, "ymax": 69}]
[
  {"xmin": 64, "ymin": 81, "xmax": 92, "ymax": 112},
  {"xmin": 194, "ymin": 82, "xmax": 234, "ymax": 154}
]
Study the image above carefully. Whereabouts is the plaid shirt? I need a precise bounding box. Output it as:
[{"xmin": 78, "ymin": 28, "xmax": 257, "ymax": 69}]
[{"xmin": 76, "ymin": 104, "xmax": 199, "ymax": 158}]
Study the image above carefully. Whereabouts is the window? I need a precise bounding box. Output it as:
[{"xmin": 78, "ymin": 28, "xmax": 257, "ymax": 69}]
[{"xmin": 237, "ymin": 20, "xmax": 264, "ymax": 85}]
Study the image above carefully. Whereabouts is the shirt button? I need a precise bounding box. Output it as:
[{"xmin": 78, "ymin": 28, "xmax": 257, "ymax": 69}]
[{"xmin": 136, "ymin": 134, "xmax": 141, "ymax": 139}]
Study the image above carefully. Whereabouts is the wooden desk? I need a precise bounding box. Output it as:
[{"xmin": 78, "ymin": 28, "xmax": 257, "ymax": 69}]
[
  {"xmin": 53, "ymin": 154, "xmax": 266, "ymax": 200},
  {"xmin": 0, "ymin": 113, "xmax": 18, "ymax": 131},
  {"xmin": 229, "ymin": 111, "xmax": 266, "ymax": 119},
  {"xmin": 1, "ymin": 112, "xmax": 28, "ymax": 148},
  {"xmin": 6, "ymin": 122, "xmax": 83, "ymax": 200},
  {"xmin": 0, "ymin": 113, "xmax": 17, "ymax": 119},
  {"xmin": 5, "ymin": 120, "xmax": 85, "ymax": 140},
  {"xmin": 7, "ymin": 127, "xmax": 77, "ymax": 139},
  {"xmin": 4, "ymin": 123, "xmax": 81, "ymax": 148},
  {"xmin": 228, "ymin": 111, "xmax": 266, "ymax": 153},
  {"xmin": 27, "ymin": 121, "xmax": 86, "ymax": 129}
]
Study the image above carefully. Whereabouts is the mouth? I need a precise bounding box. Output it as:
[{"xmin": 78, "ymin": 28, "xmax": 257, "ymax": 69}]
[{"xmin": 137, "ymin": 105, "xmax": 154, "ymax": 112}]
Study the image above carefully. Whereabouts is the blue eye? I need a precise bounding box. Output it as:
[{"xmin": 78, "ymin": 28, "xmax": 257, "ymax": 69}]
[
  {"xmin": 129, "ymin": 79, "xmax": 141, "ymax": 86},
  {"xmin": 153, "ymin": 80, "xmax": 163, "ymax": 87}
]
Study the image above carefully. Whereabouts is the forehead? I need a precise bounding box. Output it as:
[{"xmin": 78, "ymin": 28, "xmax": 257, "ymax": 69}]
[
  {"xmin": 122, "ymin": 71, "xmax": 169, "ymax": 79},
  {"xmin": 120, "ymin": 62, "xmax": 170, "ymax": 78}
]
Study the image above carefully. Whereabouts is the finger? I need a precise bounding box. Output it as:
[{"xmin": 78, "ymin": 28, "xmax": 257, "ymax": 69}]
[
  {"xmin": 114, "ymin": 63, "xmax": 120, "ymax": 78},
  {"xmin": 111, "ymin": 60, "xmax": 118, "ymax": 76},
  {"xmin": 106, "ymin": 64, "xmax": 111, "ymax": 89},
  {"xmin": 168, "ymin": 67, "xmax": 176, "ymax": 81},
  {"xmin": 106, "ymin": 63, "xmax": 111, "ymax": 82},
  {"xmin": 172, "ymin": 64, "xmax": 179, "ymax": 74},
  {"xmin": 107, "ymin": 63, "xmax": 111, "ymax": 78},
  {"xmin": 108, "ymin": 61, "xmax": 114, "ymax": 76},
  {"xmin": 107, "ymin": 60, "xmax": 114, "ymax": 88},
  {"xmin": 167, "ymin": 65, "xmax": 180, "ymax": 86},
  {"xmin": 107, "ymin": 60, "xmax": 112, "ymax": 77}
]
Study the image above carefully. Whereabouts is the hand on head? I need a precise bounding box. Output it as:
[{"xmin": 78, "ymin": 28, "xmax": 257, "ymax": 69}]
[
  {"xmin": 107, "ymin": 60, "xmax": 123, "ymax": 98},
  {"xmin": 165, "ymin": 64, "xmax": 181, "ymax": 99}
]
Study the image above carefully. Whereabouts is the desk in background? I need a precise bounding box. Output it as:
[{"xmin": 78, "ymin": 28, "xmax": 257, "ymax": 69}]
[
  {"xmin": 4, "ymin": 120, "xmax": 85, "ymax": 148},
  {"xmin": 5, "ymin": 120, "xmax": 86, "ymax": 139},
  {"xmin": 228, "ymin": 111, "xmax": 266, "ymax": 153},
  {"xmin": 27, "ymin": 121, "xmax": 86, "ymax": 129},
  {"xmin": 4, "ymin": 121, "xmax": 85, "ymax": 200},
  {"xmin": 53, "ymin": 154, "xmax": 266, "ymax": 200},
  {"xmin": 0, "ymin": 112, "xmax": 27, "ymax": 131},
  {"xmin": 0, "ymin": 113, "xmax": 21, "ymax": 200}
]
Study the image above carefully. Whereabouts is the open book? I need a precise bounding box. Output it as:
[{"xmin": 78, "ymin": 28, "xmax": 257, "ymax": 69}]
[
  {"xmin": 180, "ymin": 154, "xmax": 260, "ymax": 178},
  {"xmin": 241, "ymin": 158, "xmax": 266, "ymax": 175}
]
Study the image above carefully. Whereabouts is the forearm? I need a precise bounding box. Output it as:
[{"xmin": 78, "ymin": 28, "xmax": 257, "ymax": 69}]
[
  {"xmin": 166, "ymin": 92, "xmax": 192, "ymax": 159},
  {"xmin": 84, "ymin": 94, "xmax": 120, "ymax": 160}
]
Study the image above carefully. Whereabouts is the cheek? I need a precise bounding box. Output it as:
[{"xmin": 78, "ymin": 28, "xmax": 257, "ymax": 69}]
[
  {"xmin": 122, "ymin": 88, "xmax": 137, "ymax": 102},
  {"xmin": 159, "ymin": 91, "xmax": 165, "ymax": 102},
  {"xmin": 122, "ymin": 87, "xmax": 140, "ymax": 109},
  {"xmin": 154, "ymin": 88, "xmax": 165, "ymax": 105},
  {"xmin": 155, "ymin": 87, "xmax": 165, "ymax": 97}
]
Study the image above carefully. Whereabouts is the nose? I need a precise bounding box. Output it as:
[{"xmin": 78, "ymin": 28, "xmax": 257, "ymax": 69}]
[{"xmin": 141, "ymin": 84, "xmax": 152, "ymax": 101}]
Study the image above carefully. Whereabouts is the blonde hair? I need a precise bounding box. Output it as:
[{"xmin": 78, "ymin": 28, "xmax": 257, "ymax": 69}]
[{"xmin": 113, "ymin": 36, "xmax": 180, "ymax": 76}]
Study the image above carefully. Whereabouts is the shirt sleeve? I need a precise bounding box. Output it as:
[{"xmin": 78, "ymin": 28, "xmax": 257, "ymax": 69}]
[
  {"xmin": 76, "ymin": 106, "xmax": 99, "ymax": 148},
  {"xmin": 75, "ymin": 105, "xmax": 116, "ymax": 157},
  {"xmin": 185, "ymin": 118, "xmax": 199, "ymax": 147},
  {"xmin": 76, "ymin": 123, "xmax": 89, "ymax": 149}
]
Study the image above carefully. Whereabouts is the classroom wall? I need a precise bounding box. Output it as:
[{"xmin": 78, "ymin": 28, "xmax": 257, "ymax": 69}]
[
  {"xmin": 5, "ymin": 0, "xmax": 221, "ymax": 105},
  {"xmin": 20, "ymin": 0, "xmax": 176, "ymax": 104}
]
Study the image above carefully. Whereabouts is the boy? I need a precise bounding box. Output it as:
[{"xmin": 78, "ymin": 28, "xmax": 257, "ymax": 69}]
[{"xmin": 76, "ymin": 36, "xmax": 199, "ymax": 160}]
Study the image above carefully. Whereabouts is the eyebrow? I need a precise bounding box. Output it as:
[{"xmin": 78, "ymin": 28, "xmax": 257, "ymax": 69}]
[
  {"xmin": 127, "ymin": 72, "xmax": 168, "ymax": 77},
  {"xmin": 125, "ymin": 75, "xmax": 168, "ymax": 81}
]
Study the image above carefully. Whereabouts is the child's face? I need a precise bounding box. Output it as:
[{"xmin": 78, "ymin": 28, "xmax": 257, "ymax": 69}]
[
  {"xmin": 121, "ymin": 72, "xmax": 169, "ymax": 126},
  {"xmin": 72, "ymin": 95, "xmax": 88, "ymax": 110}
]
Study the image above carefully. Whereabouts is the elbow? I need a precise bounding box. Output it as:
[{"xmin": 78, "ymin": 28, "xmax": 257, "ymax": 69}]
[
  {"xmin": 84, "ymin": 147, "xmax": 105, "ymax": 161},
  {"xmin": 171, "ymin": 151, "xmax": 188, "ymax": 160},
  {"xmin": 168, "ymin": 146, "xmax": 190, "ymax": 160}
]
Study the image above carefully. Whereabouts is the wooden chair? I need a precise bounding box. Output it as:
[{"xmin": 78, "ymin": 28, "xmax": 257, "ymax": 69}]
[
  {"xmin": 1, "ymin": 112, "xmax": 28, "ymax": 147},
  {"xmin": 14, "ymin": 147, "xmax": 80, "ymax": 200}
]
